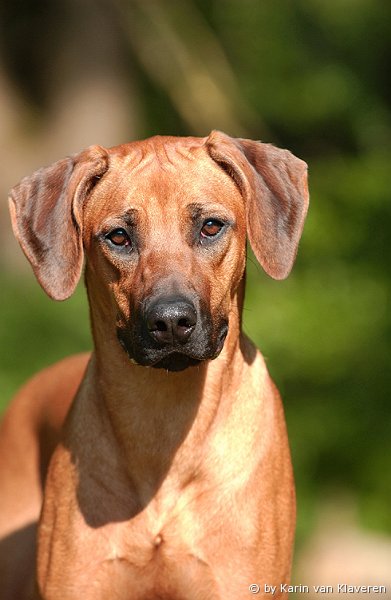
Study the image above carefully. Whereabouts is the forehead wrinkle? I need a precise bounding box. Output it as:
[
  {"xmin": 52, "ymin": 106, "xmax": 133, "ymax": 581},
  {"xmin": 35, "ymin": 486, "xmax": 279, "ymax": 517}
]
[
  {"xmin": 153, "ymin": 140, "xmax": 175, "ymax": 171},
  {"xmin": 104, "ymin": 141, "xmax": 240, "ymax": 217},
  {"xmin": 121, "ymin": 164, "xmax": 179, "ymax": 210},
  {"xmin": 109, "ymin": 145, "xmax": 164, "ymax": 189},
  {"xmin": 101, "ymin": 149, "xmax": 145, "ymax": 205},
  {"xmin": 105, "ymin": 161, "xmax": 160, "ymax": 214},
  {"xmin": 147, "ymin": 137, "xmax": 206, "ymax": 172}
]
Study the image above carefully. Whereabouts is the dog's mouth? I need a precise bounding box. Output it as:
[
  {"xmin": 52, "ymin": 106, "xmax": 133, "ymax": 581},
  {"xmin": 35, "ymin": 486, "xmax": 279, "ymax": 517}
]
[
  {"xmin": 117, "ymin": 321, "xmax": 228, "ymax": 372},
  {"xmin": 151, "ymin": 353, "xmax": 202, "ymax": 372}
]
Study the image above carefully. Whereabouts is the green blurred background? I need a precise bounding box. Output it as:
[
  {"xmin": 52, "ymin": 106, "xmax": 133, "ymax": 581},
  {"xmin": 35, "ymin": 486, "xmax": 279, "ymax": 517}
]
[{"xmin": 0, "ymin": 0, "xmax": 390, "ymax": 589}]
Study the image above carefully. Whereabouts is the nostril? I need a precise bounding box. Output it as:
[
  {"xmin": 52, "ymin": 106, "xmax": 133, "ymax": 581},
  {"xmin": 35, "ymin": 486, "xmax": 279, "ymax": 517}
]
[
  {"xmin": 177, "ymin": 317, "xmax": 194, "ymax": 329},
  {"xmin": 155, "ymin": 320, "xmax": 168, "ymax": 332}
]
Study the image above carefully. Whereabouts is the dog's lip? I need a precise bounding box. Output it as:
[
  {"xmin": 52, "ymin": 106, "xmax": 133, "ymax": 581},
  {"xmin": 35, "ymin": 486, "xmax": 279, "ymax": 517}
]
[
  {"xmin": 118, "ymin": 332, "xmax": 203, "ymax": 366},
  {"xmin": 151, "ymin": 353, "xmax": 202, "ymax": 371},
  {"xmin": 142, "ymin": 331, "xmax": 228, "ymax": 368},
  {"xmin": 147, "ymin": 347, "xmax": 203, "ymax": 366},
  {"xmin": 217, "ymin": 323, "xmax": 228, "ymax": 346},
  {"xmin": 117, "ymin": 321, "xmax": 229, "ymax": 366},
  {"xmin": 149, "ymin": 324, "xmax": 229, "ymax": 365}
]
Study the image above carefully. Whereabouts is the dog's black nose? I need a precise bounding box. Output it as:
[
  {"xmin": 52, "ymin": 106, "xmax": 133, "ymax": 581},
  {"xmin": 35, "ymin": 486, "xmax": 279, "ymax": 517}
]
[{"xmin": 146, "ymin": 298, "xmax": 197, "ymax": 345}]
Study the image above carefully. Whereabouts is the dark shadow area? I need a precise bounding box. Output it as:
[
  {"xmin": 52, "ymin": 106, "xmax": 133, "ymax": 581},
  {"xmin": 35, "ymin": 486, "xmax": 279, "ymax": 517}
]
[
  {"xmin": 66, "ymin": 360, "xmax": 209, "ymax": 528},
  {"xmin": 0, "ymin": 522, "xmax": 37, "ymax": 600}
]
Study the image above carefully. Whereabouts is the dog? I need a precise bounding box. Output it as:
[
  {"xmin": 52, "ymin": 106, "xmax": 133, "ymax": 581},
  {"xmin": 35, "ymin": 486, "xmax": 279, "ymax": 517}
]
[{"xmin": 0, "ymin": 131, "xmax": 308, "ymax": 599}]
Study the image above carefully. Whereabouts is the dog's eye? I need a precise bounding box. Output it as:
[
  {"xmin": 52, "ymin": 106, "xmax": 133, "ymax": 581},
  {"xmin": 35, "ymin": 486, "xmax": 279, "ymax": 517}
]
[
  {"xmin": 106, "ymin": 228, "xmax": 131, "ymax": 247},
  {"xmin": 200, "ymin": 219, "xmax": 223, "ymax": 238}
]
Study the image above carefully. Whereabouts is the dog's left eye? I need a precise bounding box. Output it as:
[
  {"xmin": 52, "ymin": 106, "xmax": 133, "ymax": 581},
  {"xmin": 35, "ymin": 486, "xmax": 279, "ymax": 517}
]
[
  {"xmin": 106, "ymin": 228, "xmax": 131, "ymax": 247},
  {"xmin": 200, "ymin": 219, "xmax": 224, "ymax": 238}
]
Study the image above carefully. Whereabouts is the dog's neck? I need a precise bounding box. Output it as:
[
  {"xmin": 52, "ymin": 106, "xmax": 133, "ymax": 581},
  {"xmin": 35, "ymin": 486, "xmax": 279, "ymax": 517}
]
[{"xmin": 81, "ymin": 283, "xmax": 247, "ymax": 503}]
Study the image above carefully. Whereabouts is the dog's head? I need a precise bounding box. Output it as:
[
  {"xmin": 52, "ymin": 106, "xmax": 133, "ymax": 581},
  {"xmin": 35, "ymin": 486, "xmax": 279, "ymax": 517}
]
[{"xmin": 9, "ymin": 132, "xmax": 308, "ymax": 371}]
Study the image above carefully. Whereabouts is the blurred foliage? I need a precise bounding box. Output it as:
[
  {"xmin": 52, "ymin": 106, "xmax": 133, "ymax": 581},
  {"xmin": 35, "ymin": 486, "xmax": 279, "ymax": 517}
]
[
  {"xmin": 1, "ymin": 0, "xmax": 390, "ymax": 547},
  {"xmin": 0, "ymin": 274, "xmax": 91, "ymax": 404}
]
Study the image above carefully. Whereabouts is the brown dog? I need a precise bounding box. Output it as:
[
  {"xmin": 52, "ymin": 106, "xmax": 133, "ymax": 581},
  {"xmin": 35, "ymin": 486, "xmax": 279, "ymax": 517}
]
[{"xmin": 0, "ymin": 131, "xmax": 308, "ymax": 600}]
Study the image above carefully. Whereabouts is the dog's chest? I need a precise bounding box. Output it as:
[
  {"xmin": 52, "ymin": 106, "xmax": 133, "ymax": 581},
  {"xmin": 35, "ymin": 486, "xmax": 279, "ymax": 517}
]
[
  {"xmin": 87, "ymin": 514, "xmax": 223, "ymax": 599},
  {"xmin": 72, "ymin": 488, "xmax": 251, "ymax": 600}
]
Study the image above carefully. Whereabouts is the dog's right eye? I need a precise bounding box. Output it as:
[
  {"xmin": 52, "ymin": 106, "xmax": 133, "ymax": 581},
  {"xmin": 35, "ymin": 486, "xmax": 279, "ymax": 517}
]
[{"xmin": 106, "ymin": 228, "xmax": 131, "ymax": 247}]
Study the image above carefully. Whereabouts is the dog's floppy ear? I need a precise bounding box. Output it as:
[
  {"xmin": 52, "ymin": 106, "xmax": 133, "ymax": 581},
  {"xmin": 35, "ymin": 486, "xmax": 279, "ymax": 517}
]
[
  {"xmin": 9, "ymin": 146, "xmax": 109, "ymax": 300},
  {"xmin": 206, "ymin": 130, "xmax": 309, "ymax": 279}
]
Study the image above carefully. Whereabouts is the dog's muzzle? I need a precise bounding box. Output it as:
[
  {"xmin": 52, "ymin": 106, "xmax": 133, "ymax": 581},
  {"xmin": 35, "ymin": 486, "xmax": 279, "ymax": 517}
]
[{"xmin": 117, "ymin": 294, "xmax": 228, "ymax": 372}]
